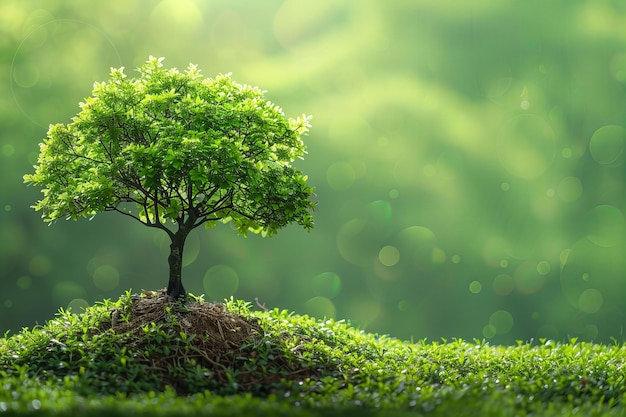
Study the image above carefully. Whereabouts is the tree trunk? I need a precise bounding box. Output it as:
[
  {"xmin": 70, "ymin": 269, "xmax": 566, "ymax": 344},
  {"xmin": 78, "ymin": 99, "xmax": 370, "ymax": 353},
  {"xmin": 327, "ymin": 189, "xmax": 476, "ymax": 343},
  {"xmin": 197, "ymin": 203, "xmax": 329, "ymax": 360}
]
[{"xmin": 166, "ymin": 230, "xmax": 188, "ymax": 299}]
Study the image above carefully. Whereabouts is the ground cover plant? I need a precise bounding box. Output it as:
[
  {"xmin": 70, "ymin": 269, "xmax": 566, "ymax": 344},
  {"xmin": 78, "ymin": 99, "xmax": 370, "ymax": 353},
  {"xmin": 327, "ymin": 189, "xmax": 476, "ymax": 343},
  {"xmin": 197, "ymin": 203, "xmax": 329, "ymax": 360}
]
[{"xmin": 2, "ymin": 293, "xmax": 626, "ymax": 416}]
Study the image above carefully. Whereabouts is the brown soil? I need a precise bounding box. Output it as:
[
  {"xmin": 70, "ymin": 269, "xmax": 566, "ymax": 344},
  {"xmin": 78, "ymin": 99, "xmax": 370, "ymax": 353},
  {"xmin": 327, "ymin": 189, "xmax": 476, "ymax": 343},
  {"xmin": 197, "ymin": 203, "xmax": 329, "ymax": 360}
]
[
  {"xmin": 97, "ymin": 290, "xmax": 315, "ymax": 395},
  {"xmin": 110, "ymin": 290, "xmax": 261, "ymax": 349}
]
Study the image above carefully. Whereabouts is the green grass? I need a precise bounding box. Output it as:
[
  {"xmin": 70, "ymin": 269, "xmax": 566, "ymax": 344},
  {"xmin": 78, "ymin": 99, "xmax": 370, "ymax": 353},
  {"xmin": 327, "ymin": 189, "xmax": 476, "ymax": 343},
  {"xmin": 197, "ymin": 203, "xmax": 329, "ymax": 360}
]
[{"xmin": 1, "ymin": 292, "xmax": 626, "ymax": 416}]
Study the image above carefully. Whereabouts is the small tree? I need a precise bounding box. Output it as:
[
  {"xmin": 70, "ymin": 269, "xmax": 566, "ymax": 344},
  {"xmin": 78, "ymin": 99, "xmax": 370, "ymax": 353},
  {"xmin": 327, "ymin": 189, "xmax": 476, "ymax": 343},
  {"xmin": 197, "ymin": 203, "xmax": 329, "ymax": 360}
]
[{"xmin": 24, "ymin": 56, "xmax": 315, "ymax": 299}]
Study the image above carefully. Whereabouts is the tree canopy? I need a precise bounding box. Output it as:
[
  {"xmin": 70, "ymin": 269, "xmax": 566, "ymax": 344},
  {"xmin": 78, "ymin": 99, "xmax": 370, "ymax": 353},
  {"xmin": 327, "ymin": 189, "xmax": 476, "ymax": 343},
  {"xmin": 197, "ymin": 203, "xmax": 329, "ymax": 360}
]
[{"xmin": 24, "ymin": 56, "xmax": 315, "ymax": 298}]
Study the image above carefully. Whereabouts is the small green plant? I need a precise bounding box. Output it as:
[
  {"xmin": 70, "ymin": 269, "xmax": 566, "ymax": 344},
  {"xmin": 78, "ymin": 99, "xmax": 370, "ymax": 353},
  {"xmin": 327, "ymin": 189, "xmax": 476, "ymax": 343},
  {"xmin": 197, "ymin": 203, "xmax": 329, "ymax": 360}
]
[{"xmin": 23, "ymin": 56, "xmax": 315, "ymax": 299}]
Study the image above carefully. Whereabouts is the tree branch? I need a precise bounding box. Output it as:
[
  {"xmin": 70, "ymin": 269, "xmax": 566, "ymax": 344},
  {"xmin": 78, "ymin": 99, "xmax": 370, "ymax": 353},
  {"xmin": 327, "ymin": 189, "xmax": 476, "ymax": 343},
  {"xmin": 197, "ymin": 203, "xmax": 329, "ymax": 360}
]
[{"xmin": 106, "ymin": 206, "xmax": 174, "ymax": 240}]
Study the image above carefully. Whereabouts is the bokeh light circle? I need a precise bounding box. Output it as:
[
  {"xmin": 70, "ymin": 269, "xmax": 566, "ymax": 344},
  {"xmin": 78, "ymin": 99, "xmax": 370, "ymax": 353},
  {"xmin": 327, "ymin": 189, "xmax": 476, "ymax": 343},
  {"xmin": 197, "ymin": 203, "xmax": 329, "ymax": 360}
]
[
  {"xmin": 536, "ymin": 261, "xmax": 551, "ymax": 276},
  {"xmin": 304, "ymin": 296, "xmax": 336, "ymax": 319},
  {"xmin": 556, "ymin": 176, "xmax": 582, "ymax": 202},
  {"xmin": 586, "ymin": 205, "xmax": 624, "ymax": 247},
  {"xmin": 93, "ymin": 265, "xmax": 120, "ymax": 292},
  {"xmin": 67, "ymin": 298, "xmax": 89, "ymax": 312},
  {"xmin": 469, "ymin": 281, "xmax": 482, "ymax": 294},
  {"xmin": 493, "ymin": 274, "xmax": 514, "ymax": 296},
  {"xmin": 578, "ymin": 289, "xmax": 603, "ymax": 314},
  {"xmin": 312, "ymin": 272, "xmax": 342, "ymax": 298},
  {"xmin": 203, "ymin": 265, "xmax": 239, "ymax": 301},
  {"xmin": 326, "ymin": 162, "xmax": 355, "ymax": 191},
  {"xmin": 182, "ymin": 233, "xmax": 200, "ymax": 267},
  {"xmin": 489, "ymin": 310, "xmax": 514, "ymax": 335},
  {"xmin": 379, "ymin": 245, "xmax": 400, "ymax": 267},
  {"xmin": 589, "ymin": 125, "xmax": 625, "ymax": 165},
  {"xmin": 28, "ymin": 255, "xmax": 52, "ymax": 276},
  {"xmin": 52, "ymin": 281, "xmax": 87, "ymax": 306}
]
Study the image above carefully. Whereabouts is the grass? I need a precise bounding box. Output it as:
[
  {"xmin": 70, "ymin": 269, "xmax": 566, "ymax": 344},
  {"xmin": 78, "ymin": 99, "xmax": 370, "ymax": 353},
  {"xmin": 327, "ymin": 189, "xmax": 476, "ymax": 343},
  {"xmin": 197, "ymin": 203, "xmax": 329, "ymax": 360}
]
[{"xmin": 1, "ymin": 291, "xmax": 626, "ymax": 416}]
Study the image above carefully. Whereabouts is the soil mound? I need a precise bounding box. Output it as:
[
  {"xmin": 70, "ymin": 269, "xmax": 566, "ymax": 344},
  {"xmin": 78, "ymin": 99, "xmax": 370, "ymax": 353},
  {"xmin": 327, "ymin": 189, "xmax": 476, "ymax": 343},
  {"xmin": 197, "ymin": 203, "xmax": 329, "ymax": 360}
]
[
  {"xmin": 100, "ymin": 290, "xmax": 268, "ymax": 394},
  {"xmin": 110, "ymin": 290, "xmax": 261, "ymax": 348}
]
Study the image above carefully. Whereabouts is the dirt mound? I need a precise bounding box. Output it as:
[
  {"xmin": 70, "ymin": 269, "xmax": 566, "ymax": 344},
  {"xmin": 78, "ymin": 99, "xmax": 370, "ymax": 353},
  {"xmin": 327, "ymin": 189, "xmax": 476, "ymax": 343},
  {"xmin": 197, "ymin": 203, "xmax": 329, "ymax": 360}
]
[
  {"xmin": 110, "ymin": 290, "xmax": 261, "ymax": 348},
  {"xmin": 101, "ymin": 290, "xmax": 271, "ymax": 394}
]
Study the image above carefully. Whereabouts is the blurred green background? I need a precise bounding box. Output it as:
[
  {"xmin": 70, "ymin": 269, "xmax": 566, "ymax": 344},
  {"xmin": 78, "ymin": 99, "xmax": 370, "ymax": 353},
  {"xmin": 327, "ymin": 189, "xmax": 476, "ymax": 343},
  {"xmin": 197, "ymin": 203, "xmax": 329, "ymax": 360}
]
[{"xmin": 1, "ymin": 0, "xmax": 624, "ymax": 344}]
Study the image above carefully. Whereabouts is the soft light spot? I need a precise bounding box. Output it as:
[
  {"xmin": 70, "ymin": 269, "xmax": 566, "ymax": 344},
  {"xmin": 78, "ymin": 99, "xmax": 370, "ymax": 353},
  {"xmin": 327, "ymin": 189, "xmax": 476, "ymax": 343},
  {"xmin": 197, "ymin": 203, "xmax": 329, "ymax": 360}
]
[
  {"xmin": 182, "ymin": 232, "xmax": 200, "ymax": 267},
  {"xmin": 501, "ymin": 182, "xmax": 510, "ymax": 191},
  {"xmin": 203, "ymin": 265, "xmax": 239, "ymax": 301},
  {"xmin": 345, "ymin": 296, "xmax": 381, "ymax": 328},
  {"xmin": 312, "ymin": 272, "xmax": 341, "ymax": 298},
  {"xmin": 536, "ymin": 261, "xmax": 551, "ymax": 276},
  {"xmin": 67, "ymin": 298, "xmax": 89, "ymax": 312},
  {"xmin": 379, "ymin": 245, "xmax": 400, "ymax": 267},
  {"xmin": 469, "ymin": 281, "xmax": 482, "ymax": 294},
  {"xmin": 367, "ymin": 200, "xmax": 392, "ymax": 226},
  {"xmin": 303, "ymin": 296, "xmax": 336, "ymax": 319},
  {"xmin": 451, "ymin": 255, "xmax": 461, "ymax": 264},
  {"xmin": 52, "ymin": 281, "xmax": 86, "ymax": 306},
  {"xmin": 545, "ymin": 188, "xmax": 555, "ymax": 198},
  {"xmin": 499, "ymin": 260, "xmax": 509, "ymax": 268},
  {"xmin": 388, "ymin": 189, "xmax": 399, "ymax": 199},
  {"xmin": 578, "ymin": 289, "xmax": 603, "ymax": 314},
  {"xmin": 2, "ymin": 144, "xmax": 15, "ymax": 157},
  {"xmin": 520, "ymin": 100, "xmax": 530, "ymax": 110},
  {"xmin": 610, "ymin": 53, "xmax": 626, "ymax": 81},
  {"xmin": 397, "ymin": 226, "xmax": 437, "ymax": 247},
  {"xmin": 423, "ymin": 164, "xmax": 436, "ymax": 177},
  {"xmin": 482, "ymin": 324, "xmax": 496, "ymax": 339},
  {"xmin": 589, "ymin": 125, "xmax": 625, "ymax": 164},
  {"xmin": 586, "ymin": 205, "xmax": 624, "ymax": 247},
  {"xmin": 489, "ymin": 310, "xmax": 514, "ymax": 335},
  {"xmin": 557, "ymin": 177, "xmax": 583, "ymax": 202},
  {"xmin": 326, "ymin": 162, "xmax": 355, "ymax": 191},
  {"xmin": 29, "ymin": 255, "xmax": 51, "ymax": 276},
  {"xmin": 336, "ymin": 218, "xmax": 368, "ymax": 266},
  {"xmin": 16, "ymin": 276, "xmax": 32, "ymax": 290},
  {"xmin": 93, "ymin": 265, "xmax": 120, "ymax": 292},
  {"xmin": 431, "ymin": 247, "xmax": 446, "ymax": 264},
  {"xmin": 493, "ymin": 274, "xmax": 514, "ymax": 296},
  {"xmin": 397, "ymin": 300, "xmax": 409, "ymax": 311},
  {"xmin": 149, "ymin": 0, "xmax": 203, "ymax": 33},
  {"xmin": 561, "ymin": 148, "xmax": 572, "ymax": 158}
]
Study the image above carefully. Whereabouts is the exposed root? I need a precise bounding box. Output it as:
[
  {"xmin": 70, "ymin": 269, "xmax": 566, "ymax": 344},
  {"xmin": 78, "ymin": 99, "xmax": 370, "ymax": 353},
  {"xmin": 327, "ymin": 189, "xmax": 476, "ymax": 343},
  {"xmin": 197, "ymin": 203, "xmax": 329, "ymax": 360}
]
[
  {"xmin": 94, "ymin": 290, "xmax": 319, "ymax": 395},
  {"xmin": 109, "ymin": 290, "xmax": 260, "ymax": 349}
]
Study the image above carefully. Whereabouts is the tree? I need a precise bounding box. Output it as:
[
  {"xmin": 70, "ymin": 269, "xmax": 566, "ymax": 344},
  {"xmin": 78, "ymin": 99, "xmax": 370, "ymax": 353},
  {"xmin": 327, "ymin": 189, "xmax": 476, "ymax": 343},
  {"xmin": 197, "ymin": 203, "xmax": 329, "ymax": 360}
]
[{"xmin": 24, "ymin": 56, "xmax": 315, "ymax": 300}]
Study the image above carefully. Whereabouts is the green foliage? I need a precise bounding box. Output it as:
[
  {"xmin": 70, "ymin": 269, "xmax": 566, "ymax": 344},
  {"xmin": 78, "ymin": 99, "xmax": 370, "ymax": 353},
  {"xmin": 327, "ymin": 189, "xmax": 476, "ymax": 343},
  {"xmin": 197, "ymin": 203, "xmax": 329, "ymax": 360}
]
[
  {"xmin": 23, "ymin": 56, "xmax": 315, "ymax": 238},
  {"xmin": 2, "ymin": 294, "xmax": 626, "ymax": 416}
]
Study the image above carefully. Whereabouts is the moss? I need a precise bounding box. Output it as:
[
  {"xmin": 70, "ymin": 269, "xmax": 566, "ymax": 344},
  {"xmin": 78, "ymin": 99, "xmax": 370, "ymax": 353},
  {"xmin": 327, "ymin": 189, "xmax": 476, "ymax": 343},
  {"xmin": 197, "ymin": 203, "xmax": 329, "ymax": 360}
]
[{"xmin": 1, "ymin": 291, "xmax": 626, "ymax": 416}]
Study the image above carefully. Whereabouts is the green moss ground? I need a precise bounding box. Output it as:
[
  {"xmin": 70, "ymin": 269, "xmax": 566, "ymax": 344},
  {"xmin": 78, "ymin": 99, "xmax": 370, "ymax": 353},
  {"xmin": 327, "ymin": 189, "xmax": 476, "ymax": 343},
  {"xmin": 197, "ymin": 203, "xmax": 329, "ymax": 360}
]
[{"xmin": 1, "ymin": 292, "xmax": 626, "ymax": 416}]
